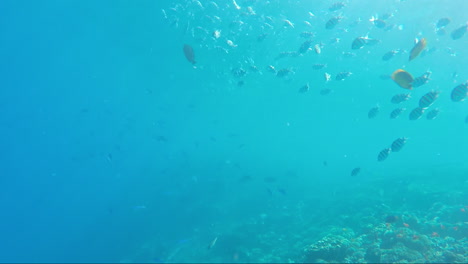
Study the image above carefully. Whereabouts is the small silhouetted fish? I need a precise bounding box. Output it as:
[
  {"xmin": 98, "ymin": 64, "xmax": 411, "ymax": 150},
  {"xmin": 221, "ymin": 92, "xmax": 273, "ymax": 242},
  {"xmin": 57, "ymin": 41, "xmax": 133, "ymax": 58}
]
[
  {"xmin": 238, "ymin": 175, "xmax": 252, "ymax": 183},
  {"xmin": 436, "ymin": 17, "xmax": 451, "ymax": 28},
  {"xmin": 266, "ymin": 65, "xmax": 276, "ymax": 74},
  {"xmin": 298, "ymin": 40, "xmax": 314, "ymax": 53},
  {"xmin": 275, "ymin": 51, "xmax": 298, "ymax": 60},
  {"xmin": 351, "ymin": 37, "xmax": 367, "ymax": 49},
  {"xmin": 300, "ymin": 31, "xmax": 315, "ymax": 38},
  {"xmin": 156, "ymin": 135, "xmax": 168, "ymax": 142},
  {"xmin": 207, "ymin": 237, "xmax": 218, "ymax": 250},
  {"xmin": 329, "ymin": 2, "xmax": 345, "ymax": 11},
  {"xmin": 299, "ymin": 83, "xmax": 309, "ymax": 93},
  {"xmin": 426, "ymin": 108, "xmax": 440, "ymax": 120},
  {"xmin": 351, "ymin": 167, "xmax": 361, "ymax": 176},
  {"xmin": 377, "ymin": 148, "xmax": 391, "ymax": 161},
  {"xmin": 385, "ymin": 215, "xmax": 399, "ymax": 223},
  {"xmin": 237, "ymin": 80, "xmax": 244, "ymax": 87},
  {"xmin": 312, "ymin": 63, "xmax": 327, "ymax": 70},
  {"xmin": 372, "ymin": 18, "xmax": 386, "ymax": 29},
  {"xmin": 368, "ymin": 106, "xmax": 380, "ymax": 119},
  {"xmin": 277, "ymin": 68, "xmax": 293, "ymax": 78},
  {"xmin": 335, "ymin": 71, "xmax": 352, "ymax": 81},
  {"xmin": 409, "ymin": 107, "xmax": 425, "ymax": 120},
  {"xmin": 183, "ymin": 44, "xmax": 196, "ymax": 64},
  {"xmin": 391, "ymin": 93, "xmax": 411, "ymax": 104},
  {"xmin": 391, "ymin": 137, "xmax": 407, "ymax": 152},
  {"xmin": 342, "ymin": 51, "xmax": 356, "ymax": 58},
  {"xmin": 382, "ymin": 50, "xmax": 399, "ymax": 61},
  {"xmin": 325, "ymin": 16, "xmax": 341, "ymax": 29},
  {"xmin": 351, "ymin": 36, "xmax": 380, "ymax": 49},
  {"xmin": 106, "ymin": 153, "xmax": 113, "ymax": 163},
  {"xmin": 465, "ymin": 115, "xmax": 468, "ymax": 124},
  {"xmin": 231, "ymin": 68, "xmax": 246, "ymax": 78},
  {"xmin": 390, "ymin": 107, "xmax": 406, "ymax": 119},
  {"xmin": 412, "ymin": 72, "xmax": 431, "ymax": 88},
  {"xmin": 451, "ymin": 24, "xmax": 468, "ymax": 40},
  {"xmin": 320, "ymin": 88, "xmax": 332, "ymax": 96},
  {"xmin": 451, "ymin": 82, "xmax": 468, "ymax": 102},
  {"xmin": 419, "ymin": 90, "xmax": 439, "ymax": 108},
  {"xmin": 266, "ymin": 187, "xmax": 273, "ymax": 196},
  {"xmin": 264, "ymin": 176, "xmax": 277, "ymax": 183},
  {"xmin": 277, "ymin": 188, "xmax": 287, "ymax": 195}
]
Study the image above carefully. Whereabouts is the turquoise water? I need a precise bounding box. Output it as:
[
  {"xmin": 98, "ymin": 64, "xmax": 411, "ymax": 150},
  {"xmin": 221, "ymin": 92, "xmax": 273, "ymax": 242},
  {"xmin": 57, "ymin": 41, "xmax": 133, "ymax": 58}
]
[{"xmin": 0, "ymin": 0, "xmax": 467, "ymax": 262}]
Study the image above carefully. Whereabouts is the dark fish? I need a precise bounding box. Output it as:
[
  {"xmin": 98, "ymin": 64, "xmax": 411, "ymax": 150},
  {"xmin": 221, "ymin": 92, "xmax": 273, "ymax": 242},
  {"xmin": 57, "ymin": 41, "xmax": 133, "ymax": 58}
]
[
  {"xmin": 276, "ymin": 68, "xmax": 293, "ymax": 78},
  {"xmin": 299, "ymin": 83, "xmax": 309, "ymax": 93},
  {"xmin": 419, "ymin": 90, "xmax": 439, "ymax": 108},
  {"xmin": 368, "ymin": 106, "xmax": 380, "ymax": 119},
  {"xmin": 277, "ymin": 188, "xmax": 287, "ymax": 195},
  {"xmin": 385, "ymin": 215, "xmax": 399, "ymax": 223},
  {"xmin": 266, "ymin": 187, "xmax": 273, "ymax": 196},
  {"xmin": 320, "ymin": 88, "xmax": 332, "ymax": 96},
  {"xmin": 371, "ymin": 18, "xmax": 387, "ymax": 29},
  {"xmin": 264, "ymin": 176, "xmax": 277, "ymax": 183},
  {"xmin": 249, "ymin": 65, "xmax": 259, "ymax": 72},
  {"xmin": 382, "ymin": 50, "xmax": 398, "ymax": 61},
  {"xmin": 409, "ymin": 38, "xmax": 427, "ymax": 61},
  {"xmin": 300, "ymin": 31, "xmax": 315, "ymax": 38},
  {"xmin": 436, "ymin": 17, "xmax": 451, "ymax": 28},
  {"xmin": 392, "ymin": 69, "xmax": 414, "ymax": 89},
  {"xmin": 156, "ymin": 135, "xmax": 168, "ymax": 142},
  {"xmin": 352, "ymin": 36, "xmax": 380, "ymax": 49},
  {"xmin": 231, "ymin": 68, "xmax": 246, "ymax": 78},
  {"xmin": 298, "ymin": 40, "xmax": 314, "ymax": 53},
  {"xmin": 237, "ymin": 80, "xmax": 244, "ymax": 87},
  {"xmin": 391, "ymin": 137, "xmax": 407, "ymax": 152},
  {"xmin": 412, "ymin": 72, "xmax": 431, "ymax": 88},
  {"xmin": 325, "ymin": 16, "xmax": 341, "ymax": 29},
  {"xmin": 390, "ymin": 107, "xmax": 406, "ymax": 119},
  {"xmin": 329, "ymin": 2, "xmax": 345, "ymax": 11},
  {"xmin": 238, "ymin": 175, "xmax": 252, "ymax": 183},
  {"xmin": 451, "ymin": 82, "xmax": 468, "ymax": 102},
  {"xmin": 351, "ymin": 167, "xmax": 361, "ymax": 177},
  {"xmin": 465, "ymin": 115, "xmax": 468, "ymax": 124},
  {"xmin": 391, "ymin": 93, "xmax": 411, "ymax": 104},
  {"xmin": 335, "ymin": 71, "xmax": 352, "ymax": 81},
  {"xmin": 183, "ymin": 44, "xmax": 196, "ymax": 64},
  {"xmin": 451, "ymin": 24, "xmax": 468, "ymax": 40},
  {"xmin": 351, "ymin": 37, "xmax": 367, "ymax": 49},
  {"xmin": 312, "ymin": 63, "xmax": 327, "ymax": 70},
  {"xmin": 275, "ymin": 51, "xmax": 298, "ymax": 60},
  {"xmin": 377, "ymin": 148, "xmax": 391, "ymax": 162},
  {"xmin": 409, "ymin": 107, "xmax": 425, "ymax": 120},
  {"xmin": 380, "ymin": 13, "xmax": 394, "ymax": 20},
  {"xmin": 342, "ymin": 51, "xmax": 356, "ymax": 58},
  {"xmin": 426, "ymin": 108, "xmax": 440, "ymax": 120}
]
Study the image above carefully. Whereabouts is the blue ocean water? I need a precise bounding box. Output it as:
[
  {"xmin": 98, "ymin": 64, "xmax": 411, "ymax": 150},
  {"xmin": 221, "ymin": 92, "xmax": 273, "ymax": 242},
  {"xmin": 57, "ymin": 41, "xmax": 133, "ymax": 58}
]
[{"xmin": 0, "ymin": 0, "xmax": 467, "ymax": 263}]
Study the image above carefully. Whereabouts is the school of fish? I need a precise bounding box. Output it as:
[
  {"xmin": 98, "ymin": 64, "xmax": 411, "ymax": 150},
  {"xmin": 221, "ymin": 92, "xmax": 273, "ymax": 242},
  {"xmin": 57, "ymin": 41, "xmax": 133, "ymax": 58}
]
[{"xmin": 164, "ymin": 0, "xmax": 467, "ymax": 177}]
